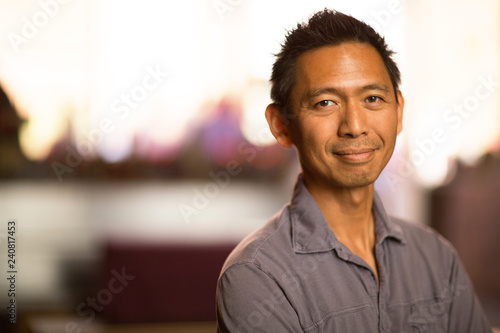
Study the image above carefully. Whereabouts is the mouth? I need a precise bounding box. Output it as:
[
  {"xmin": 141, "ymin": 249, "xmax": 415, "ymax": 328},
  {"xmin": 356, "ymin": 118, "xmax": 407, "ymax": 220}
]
[{"xmin": 333, "ymin": 148, "xmax": 376, "ymax": 163}]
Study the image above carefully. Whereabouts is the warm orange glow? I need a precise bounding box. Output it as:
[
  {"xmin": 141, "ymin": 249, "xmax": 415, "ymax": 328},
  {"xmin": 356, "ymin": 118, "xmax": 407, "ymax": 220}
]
[{"xmin": 0, "ymin": 0, "xmax": 498, "ymax": 189}]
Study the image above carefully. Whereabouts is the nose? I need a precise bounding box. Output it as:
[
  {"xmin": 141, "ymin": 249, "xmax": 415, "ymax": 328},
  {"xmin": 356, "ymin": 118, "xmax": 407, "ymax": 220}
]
[{"xmin": 337, "ymin": 101, "xmax": 368, "ymax": 138}]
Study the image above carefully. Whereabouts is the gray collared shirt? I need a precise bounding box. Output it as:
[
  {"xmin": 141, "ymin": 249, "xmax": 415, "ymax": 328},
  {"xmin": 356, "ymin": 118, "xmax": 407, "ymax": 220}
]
[{"xmin": 216, "ymin": 175, "xmax": 492, "ymax": 332}]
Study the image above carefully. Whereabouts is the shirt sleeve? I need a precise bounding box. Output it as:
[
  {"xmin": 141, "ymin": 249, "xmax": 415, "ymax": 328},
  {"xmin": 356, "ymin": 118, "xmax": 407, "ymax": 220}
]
[
  {"xmin": 216, "ymin": 262, "xmax": 302, "ymax": 332},
  {"xmin": 447, "ymin": 251, "xmax": 493, "ymax": 333}
]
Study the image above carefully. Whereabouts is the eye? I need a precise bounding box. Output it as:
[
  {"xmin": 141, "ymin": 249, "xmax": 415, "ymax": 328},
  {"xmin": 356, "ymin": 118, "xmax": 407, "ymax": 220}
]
[
  {"xmin": 316, "ymin": 100, "xmax": 335, "ymax": 107},
  {"xmin": 365, "ymin": 96, "xmax": 383, "ymax": 103}
]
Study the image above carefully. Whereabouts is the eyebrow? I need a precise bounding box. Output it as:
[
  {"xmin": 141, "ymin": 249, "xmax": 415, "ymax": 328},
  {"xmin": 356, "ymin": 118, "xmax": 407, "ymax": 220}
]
[{"xmin": 304, "ymin": 83, "xmax": 390, "ymax": 101}]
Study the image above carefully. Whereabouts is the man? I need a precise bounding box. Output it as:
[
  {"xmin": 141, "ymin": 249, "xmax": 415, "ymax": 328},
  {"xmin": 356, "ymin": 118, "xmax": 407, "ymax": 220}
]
[{"xmin": 216, "ymin": 9, "xmax": 492, "ymax": 332}]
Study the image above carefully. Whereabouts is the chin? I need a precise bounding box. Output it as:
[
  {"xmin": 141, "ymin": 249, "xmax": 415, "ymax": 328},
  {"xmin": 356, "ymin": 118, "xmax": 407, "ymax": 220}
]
[
  {"xmin": 333, "ymin": 171, "xmax": 378, "ymax": 188},
  {"xmin": 336, "ymin": 179, "xmax": 375, "ymax": 188}
]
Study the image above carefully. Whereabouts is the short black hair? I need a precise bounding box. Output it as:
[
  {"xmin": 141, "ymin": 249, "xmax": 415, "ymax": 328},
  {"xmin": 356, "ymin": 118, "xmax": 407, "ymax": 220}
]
[{"xmin": 270, "ymin": 9, "xmax": 401, "ymax": 114}]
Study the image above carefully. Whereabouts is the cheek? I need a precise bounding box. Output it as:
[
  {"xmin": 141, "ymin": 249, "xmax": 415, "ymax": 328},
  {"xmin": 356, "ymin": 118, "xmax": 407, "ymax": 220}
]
[
  {"xmin": 371, "ymin": 113, "xmax": 399, "ymax": 140},
  {"xmin": 293, "ymin": 118, "xmax": 333, "ymax": 149}
]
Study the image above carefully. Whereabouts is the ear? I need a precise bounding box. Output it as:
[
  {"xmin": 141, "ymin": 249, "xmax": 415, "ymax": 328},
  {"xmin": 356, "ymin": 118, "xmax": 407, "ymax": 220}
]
[
  {"xmin": 265, "ymin": 104, "xmax": 293, "ymax": 148},
  {"xmin": 396, "ymin": 90, "xmax": 404, "ymax": 135}
]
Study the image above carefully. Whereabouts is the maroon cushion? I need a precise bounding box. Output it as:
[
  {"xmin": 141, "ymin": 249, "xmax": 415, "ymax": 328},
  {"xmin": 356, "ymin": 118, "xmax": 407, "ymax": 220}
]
[{"xmin": 97, "ymin": 239, "xmax": 236, "ymax": 323}]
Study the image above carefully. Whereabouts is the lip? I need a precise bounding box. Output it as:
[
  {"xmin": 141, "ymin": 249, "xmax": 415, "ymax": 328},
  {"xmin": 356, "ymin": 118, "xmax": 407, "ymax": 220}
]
[{"xmin": 334, "ymin": 149, "xmax": 376, "ymax": 163}]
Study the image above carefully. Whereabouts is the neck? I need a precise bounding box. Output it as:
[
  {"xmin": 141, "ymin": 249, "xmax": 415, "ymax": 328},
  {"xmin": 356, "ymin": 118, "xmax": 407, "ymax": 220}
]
[{"xmin": 302, "ymin": 175, "xmax": 376, "ymax": 251}]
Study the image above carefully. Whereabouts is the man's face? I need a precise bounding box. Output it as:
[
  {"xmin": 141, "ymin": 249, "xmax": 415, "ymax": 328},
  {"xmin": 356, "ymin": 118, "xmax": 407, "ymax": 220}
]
[{"xmin": 278, "ymin": 42, "xmax": 403, "ymax": 189}]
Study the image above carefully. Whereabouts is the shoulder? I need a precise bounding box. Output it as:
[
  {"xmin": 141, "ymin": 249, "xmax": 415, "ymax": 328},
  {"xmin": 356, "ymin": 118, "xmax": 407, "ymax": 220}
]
[
  {"xmin": 390, "ymin": 216, "xmax": 458, "ymax": 264},
  {"xmin": 387, "ymin": 217, "xmax": 493, "ymax": 332},
  {"xmin": 392, "ymin": 216, "xmax": 452, "ymax": 246},
  {"xmin": 219, "ymin": 205, "xmax": 292, "ymax": 278}
]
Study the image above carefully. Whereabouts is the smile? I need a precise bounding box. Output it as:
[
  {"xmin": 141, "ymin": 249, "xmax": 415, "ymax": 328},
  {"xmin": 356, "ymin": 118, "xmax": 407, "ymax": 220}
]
[{"xmin": 334, "ymin": 149, "xmax": 376, "ymax": 163}]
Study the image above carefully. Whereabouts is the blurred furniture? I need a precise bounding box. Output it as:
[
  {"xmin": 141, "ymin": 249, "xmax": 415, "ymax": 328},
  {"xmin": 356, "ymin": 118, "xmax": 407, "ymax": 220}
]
[
  {"xmin": 431, "ymin": 154, "xmax": 500, "ymax": 326},
  {"xmin": 97, "ymin": 239, "xmax": 236, "ymax": 323}
]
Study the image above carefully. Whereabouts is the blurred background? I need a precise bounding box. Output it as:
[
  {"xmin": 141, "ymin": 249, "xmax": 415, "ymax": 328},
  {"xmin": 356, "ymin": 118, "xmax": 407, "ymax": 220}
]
[{"xmin": 0, "ymin": 0, "xmax": 499, "ymax": 332}]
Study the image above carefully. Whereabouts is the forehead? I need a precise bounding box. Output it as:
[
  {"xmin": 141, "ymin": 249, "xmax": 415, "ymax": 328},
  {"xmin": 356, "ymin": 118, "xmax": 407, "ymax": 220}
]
[{"xmin": 293, "ymin": 42, "xmax": 392, "ymax": 94}]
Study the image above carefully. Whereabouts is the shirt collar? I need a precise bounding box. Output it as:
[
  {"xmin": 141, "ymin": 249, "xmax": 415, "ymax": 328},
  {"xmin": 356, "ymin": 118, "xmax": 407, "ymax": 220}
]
[{"xmin": 290, "ymin": 174, "xmax": 406, "ymax": 254}]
